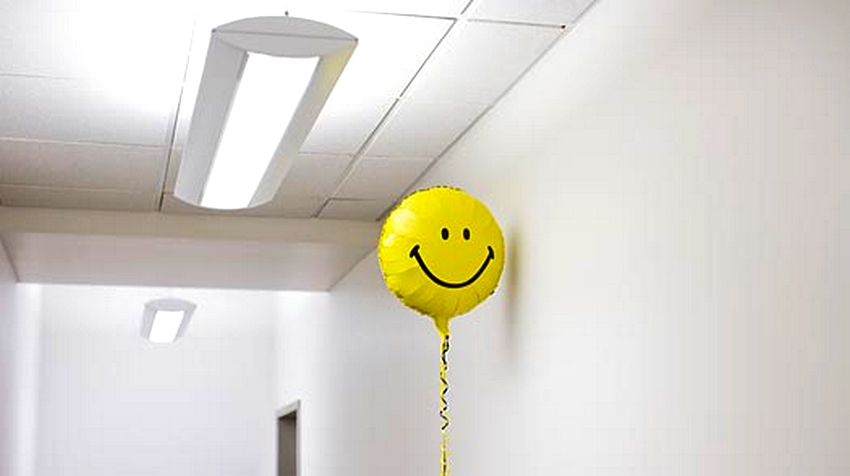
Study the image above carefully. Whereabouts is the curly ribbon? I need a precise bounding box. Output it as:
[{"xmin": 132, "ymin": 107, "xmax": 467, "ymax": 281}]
[{"xmin": 439, "ymin": 333, "xmax": 451, "ymax": 476}]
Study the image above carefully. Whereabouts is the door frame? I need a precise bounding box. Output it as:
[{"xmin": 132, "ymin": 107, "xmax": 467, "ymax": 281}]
[{"xmin": 276, "ymin": 400, "xmax": 300, "ymax": 476}]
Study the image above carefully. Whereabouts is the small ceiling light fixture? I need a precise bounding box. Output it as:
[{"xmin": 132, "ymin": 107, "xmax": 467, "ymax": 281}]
[
  {"xmin": 141, "ymin": 298, "xmax": 197, "ymax": 344},
  {"xmin": 175, "ymin": 16, "xmax": 358, "ymax": 209}
]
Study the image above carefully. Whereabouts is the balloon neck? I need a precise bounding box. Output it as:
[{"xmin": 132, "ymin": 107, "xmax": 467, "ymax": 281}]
[{"xmin": 433, "ymin": 317, "xmax": 450, "ymax": 338}]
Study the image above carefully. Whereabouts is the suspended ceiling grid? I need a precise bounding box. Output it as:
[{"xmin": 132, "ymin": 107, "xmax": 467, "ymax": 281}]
[
  {"xmin": 0, "ymin": 0, "xmax": 595, "ymax": 221},
  {"xmin": 0, "ymin": 0, "xmax": 596, "ymax": 290}
]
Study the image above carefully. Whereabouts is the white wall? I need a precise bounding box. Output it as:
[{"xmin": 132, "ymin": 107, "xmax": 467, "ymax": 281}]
[
  {"xmin": 0, "ymin": 244, "xmax": 41, "ymax": 476},
  {"xmin": 275, "ymin": 0, "xmax": 849, "ymax": 475},
  {"xmin": 36, "ymin": 286, "xmax": 277, "ymax": 476},
  {"xmin": 275, "ymin": 281, "xmax": 438, "ymax": 476},
  {"xmin": 0, "ymin": 243, "xmax": 15, "ymax": 476},
  {"xmin": 0, "ymin": 243, "xmax": 18, "ymax": 476}
]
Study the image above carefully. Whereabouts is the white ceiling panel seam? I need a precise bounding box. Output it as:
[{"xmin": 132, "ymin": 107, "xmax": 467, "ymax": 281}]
[{"xmin": 313, "ymin": 14, "xmax": 461, "ymax": 217}]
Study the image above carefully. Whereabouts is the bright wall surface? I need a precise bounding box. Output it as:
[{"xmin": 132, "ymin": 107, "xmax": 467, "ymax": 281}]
[
  {"xmin": 36, "ymin": 286, "xmax": 277, "ymax": 476},
  {"xmin": 275, "ymin": 0, "xmax": 849, "ymax": 475},
  {"xmin": 0, "ymin": 243, "xmax": 15, "ymax": 476},
  {"xmin": 275, "ymin": 283, "xmax": 438, "ymax": 476},
  {"xmin": 0, "ymin": 245, "xmax": 41, "ymax": 476}
]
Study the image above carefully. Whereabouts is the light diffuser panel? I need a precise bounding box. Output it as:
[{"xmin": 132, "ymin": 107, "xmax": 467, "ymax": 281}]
[
  {"xmin": 149, "ymin": 310, "xmax": 186, "ymax": 343},
  {"xmin": 202, "ymin": 54, "xmax": 319, "ymax": 209}
]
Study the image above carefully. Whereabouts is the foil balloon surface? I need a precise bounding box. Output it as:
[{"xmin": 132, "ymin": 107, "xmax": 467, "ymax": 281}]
[{"xmin": 378, "ymin": 186, "xmax": 505, "ymax": 336}]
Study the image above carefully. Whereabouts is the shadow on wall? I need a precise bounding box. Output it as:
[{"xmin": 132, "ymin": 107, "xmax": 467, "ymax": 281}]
[{"xmin": 501, "ymin": 223, "xmax": 523, "ymax": 366}]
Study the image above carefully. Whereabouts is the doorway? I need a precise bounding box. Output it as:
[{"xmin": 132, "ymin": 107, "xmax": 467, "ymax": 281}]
[{"xmin": 277, "ymin": 401, "xmax": 299, "ymax": 476}]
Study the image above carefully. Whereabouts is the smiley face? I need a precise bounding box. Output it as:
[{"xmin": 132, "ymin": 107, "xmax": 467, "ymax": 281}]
[
  {"xmin": 408, "ymin": 234, "xmax": 494, "ymax": 289},
  {"xmin": 378, "ymin": 187, "xmax": 505, "ymax": 331}
]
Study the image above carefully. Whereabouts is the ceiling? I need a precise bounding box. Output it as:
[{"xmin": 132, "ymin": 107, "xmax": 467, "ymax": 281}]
[{"xmin": 0, "ymin": 0, "xmax": 595, "ymax": 290}]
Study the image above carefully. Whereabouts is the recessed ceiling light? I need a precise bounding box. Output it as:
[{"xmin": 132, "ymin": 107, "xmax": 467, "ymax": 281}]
[
  {"xmin": 174, "ymin": 16, "xmax": 357, "ymax": 210},
  {"xmin": 141, "ymin": 298, "xmax": 196, "ymax": 344}
]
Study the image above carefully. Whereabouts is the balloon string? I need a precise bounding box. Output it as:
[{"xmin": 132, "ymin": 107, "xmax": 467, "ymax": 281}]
[{"xmin": 440, "ymin": 333, "xmax": 450, "ymax": 476}]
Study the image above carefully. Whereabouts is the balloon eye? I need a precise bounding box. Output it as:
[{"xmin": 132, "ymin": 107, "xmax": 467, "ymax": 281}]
[
  {"xmin": 441, "ymin": 228, "xmax": 449, "ymax": 240},
  {"xmin": 463, "ymin": 228, "xmax": 470, "ymax": 240}
]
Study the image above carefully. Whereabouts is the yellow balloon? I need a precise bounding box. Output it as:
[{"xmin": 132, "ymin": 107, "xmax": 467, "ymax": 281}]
[{"xmin": 378, "ymin": 186, "xmax": 505, "ymax": 335}]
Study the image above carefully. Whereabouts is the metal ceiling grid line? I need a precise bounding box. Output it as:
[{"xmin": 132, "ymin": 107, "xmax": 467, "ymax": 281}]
[
  {"xmin": 319, "ymin": 0, "xmax": 516, "ymax": 220},
  {"xmin": 313, "ymin": 96, "xmax": 400, "ymax": 216},
  {"xmin": 0, "ymin": 235, "xmax": 20, "ymax": 282},
  {"xmin": 314, "ymin": 15, "xmax": 461, "ymax": 217},
  {"xmin": 0, "ymin": 139, "xmax": 162, "ymax": 151},
  {"xmin": 0, "ymin": 136, "xmax": 163, "ymax": 149},
  {"xmin": 315, "ymin": 0, "xmax": 491, "ymax": 218},
  {"xmin": 371, "ymin": 0, "xmax": 603, "ymax": 222},
  {"xmin": 0, "ymin": 72, "xmax": 77, "ymax": 80},
  {"xmin": 0, "ymin": 184, "xmax": 152, "ymax": 194},
  {"xmin": 157, "ymin": 6, "xmax": 203, "ymax": 212},
  {"xmin": 0, "ymin": 136, "xmax": 165, "ymax": 149},
  {"xmin": 395, "ymin": 22, "xmax": 461, "ymax": 100},
  {"xmin": 338, "ymin": 0, "xmax": 474, "ymax": 20},
  {"xmin": 459, "ymin": 0, "xmax": 480, "ymax": 16},
  {"xmin": 468, "ymin": 18, "xmax": 569, "ymax": 29},
  {"xmin": 378, "ymin": 24, "xmax": 573, "ymax": 222},
  {"xmin": 475, "ymin": 0, "xmax": 599, "ymax": 27},
  {"xmin": 336, "ymin": 10, "xmax": 458, "ymax": 22}
]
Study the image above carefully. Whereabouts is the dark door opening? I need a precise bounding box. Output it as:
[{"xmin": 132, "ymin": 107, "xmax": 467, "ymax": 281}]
[{"xmin": 277, "ymin": 403, "xmax": 298, "ymax": 476}]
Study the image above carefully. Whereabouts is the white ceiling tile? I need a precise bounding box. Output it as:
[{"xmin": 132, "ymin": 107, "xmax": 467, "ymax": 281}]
[
  {"xmin": 279, "ymin": 153, "xmax": 353, "ymax": 197},
  {"xmin": 366, "ymin": 99, "xmax": 487, "ymax": 157},
  {"xmin": 0, "ymin": 0, "xmax": 196, "ymax": 79},
  {"xmin": 301, "ymin": 95, "xmax": 396, "ymax": 154},
  {"xmin": 0, "ymin": 76, "xmax": 173, "ymax": 146},
  {"xmin": 0, "ymin": 184, "xmax": 157, "ymax": 211},
  {"xmin": 307, "ymin": 12, "xmax": 453, "ymax": 100},
  {"xmin": 470, "ymin": 0, "xmax": 595, "ymax": 25},
  {"xmin": 319, "ymin": 198, "xmax": 391, "ymax": 221},
  {"xmin": 0, "ymin": 139, "xmax": 166, "ymax": 190},
  {"xmin": 335, "ymin": 156, "xmax": 431, "ymax": 200},
  {"xmin": 291, "ymin": 0, "xmax": 470, "ymax": 16},
  {"xmin": 406, "ymin": 21, "xmax": 563, "ymax": 105},
  {"xmin": 161, "ymin": 194, "xmax": 325, "ymax": 219},
  {"xmin": 197, "ymin": 0, "xmax": 470, "ymax": 20}
]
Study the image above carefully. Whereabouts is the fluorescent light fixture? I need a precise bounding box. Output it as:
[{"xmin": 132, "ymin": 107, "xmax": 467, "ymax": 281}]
[
  {"xmin": 175, "ymin": 16, "xmax": 358, "ymax": 210},
  {"xmin": 141, "ymin": 298, "xmax": 196, "ymax": 344}
]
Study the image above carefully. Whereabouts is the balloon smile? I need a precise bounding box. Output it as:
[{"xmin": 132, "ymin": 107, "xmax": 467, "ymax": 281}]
[{"xmin": 409, "ymin": 244, "xmax": 495, "ymax": 289}]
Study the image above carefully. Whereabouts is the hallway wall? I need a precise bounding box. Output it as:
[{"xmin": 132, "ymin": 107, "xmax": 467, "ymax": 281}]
[
  {"xmin": 0, "ymin": 246, "xmax": 41, "ymax": 476},
  {"xmin": 275, "ymin": 280, "xmax": 436, "ymax": 476},
  {"xmin": 0, "ymin": 243, "xmax": 15, "ymax": 476},
  {"xmin": 35, "ymin": 286, "xmax": 277, "ymax": 476},
  {"xmin": 275, "ymin": 0, "xmax": 849, "ymax": 475}
]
